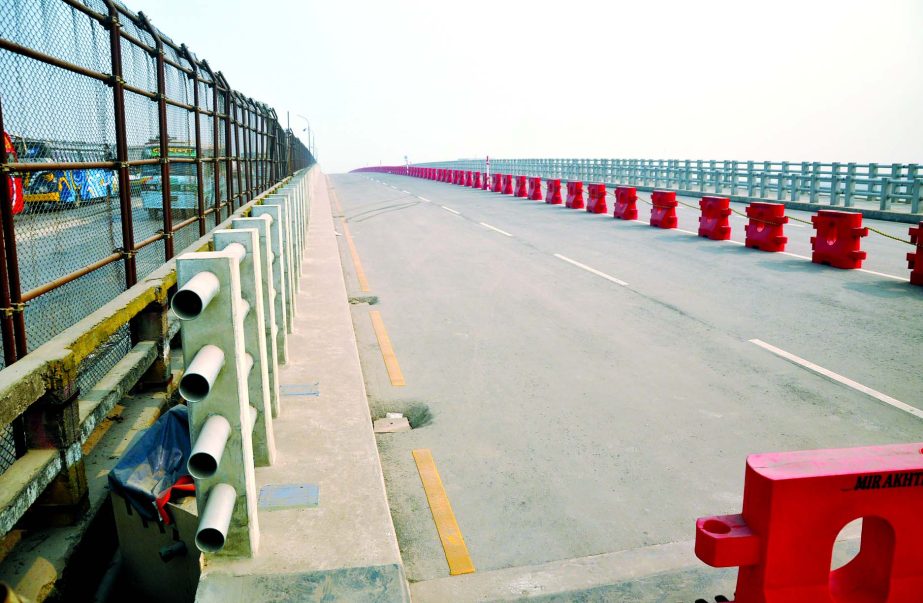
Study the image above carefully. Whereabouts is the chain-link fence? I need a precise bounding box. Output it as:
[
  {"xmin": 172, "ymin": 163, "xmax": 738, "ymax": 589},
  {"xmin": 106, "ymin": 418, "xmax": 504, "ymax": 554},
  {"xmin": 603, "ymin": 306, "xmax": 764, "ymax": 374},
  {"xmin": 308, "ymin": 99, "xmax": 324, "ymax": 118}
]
[{"xmin": 0, "ymin": 0, "xmax": 314, "ymax": 472}]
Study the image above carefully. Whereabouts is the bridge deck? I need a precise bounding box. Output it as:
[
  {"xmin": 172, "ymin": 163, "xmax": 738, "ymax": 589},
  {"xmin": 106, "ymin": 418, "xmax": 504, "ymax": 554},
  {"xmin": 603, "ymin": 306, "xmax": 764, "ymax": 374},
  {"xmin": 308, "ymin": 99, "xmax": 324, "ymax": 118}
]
[{"xmin": 332, "ymin": 173, "xmax": 921, "ymax": 600}]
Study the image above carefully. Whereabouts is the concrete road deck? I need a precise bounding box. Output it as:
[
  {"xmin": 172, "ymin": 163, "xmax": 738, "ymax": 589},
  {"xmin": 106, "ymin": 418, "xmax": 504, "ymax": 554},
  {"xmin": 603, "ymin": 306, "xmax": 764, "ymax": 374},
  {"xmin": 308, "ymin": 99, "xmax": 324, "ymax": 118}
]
[{"xmin": 331, "ymin": 173, "xmax": 922, "ymax": 601}]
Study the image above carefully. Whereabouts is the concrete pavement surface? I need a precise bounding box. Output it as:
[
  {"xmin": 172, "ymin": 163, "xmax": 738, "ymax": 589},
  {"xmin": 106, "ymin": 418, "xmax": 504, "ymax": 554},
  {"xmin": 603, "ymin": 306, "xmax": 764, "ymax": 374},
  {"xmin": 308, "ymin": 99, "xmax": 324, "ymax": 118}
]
[{"xmin": 332, "ymin": 173, "xmax": 922, "ymax": 600}]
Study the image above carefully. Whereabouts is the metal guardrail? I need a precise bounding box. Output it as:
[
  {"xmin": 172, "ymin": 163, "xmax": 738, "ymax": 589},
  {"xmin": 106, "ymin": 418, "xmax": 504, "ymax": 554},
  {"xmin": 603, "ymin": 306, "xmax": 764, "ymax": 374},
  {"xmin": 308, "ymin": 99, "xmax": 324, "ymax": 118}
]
[
  {"xmin": 414, "ymin": 159, "xmax": 922, "ymax": 214},
  {"xmin": 0, "ymin": 0, "xmax": 314, "ymax": 474}
]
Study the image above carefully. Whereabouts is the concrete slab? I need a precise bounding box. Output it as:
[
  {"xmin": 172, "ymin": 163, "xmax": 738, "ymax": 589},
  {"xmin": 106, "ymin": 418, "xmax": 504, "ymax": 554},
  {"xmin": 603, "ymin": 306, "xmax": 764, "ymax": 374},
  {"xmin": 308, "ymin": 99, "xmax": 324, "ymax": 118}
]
[{"xmin": 195, "ymin": 171, "xmax": 409, "ymax": 602}]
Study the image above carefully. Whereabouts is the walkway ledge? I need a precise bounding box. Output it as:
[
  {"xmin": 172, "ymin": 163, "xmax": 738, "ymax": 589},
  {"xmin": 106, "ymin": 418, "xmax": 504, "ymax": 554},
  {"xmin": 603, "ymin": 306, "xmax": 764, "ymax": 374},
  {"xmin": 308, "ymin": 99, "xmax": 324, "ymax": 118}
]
[{"xmin": 195, "ymin": 172, "xmax": 410, "ymax": 602}]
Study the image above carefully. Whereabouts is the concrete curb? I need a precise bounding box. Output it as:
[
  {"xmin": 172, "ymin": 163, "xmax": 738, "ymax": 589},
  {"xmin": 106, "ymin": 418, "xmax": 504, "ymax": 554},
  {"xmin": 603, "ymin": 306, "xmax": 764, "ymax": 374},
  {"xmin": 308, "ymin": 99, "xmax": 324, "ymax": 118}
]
[{"xmin": 195, "ymin": 171, "xmax": 409, "ymax": 602}]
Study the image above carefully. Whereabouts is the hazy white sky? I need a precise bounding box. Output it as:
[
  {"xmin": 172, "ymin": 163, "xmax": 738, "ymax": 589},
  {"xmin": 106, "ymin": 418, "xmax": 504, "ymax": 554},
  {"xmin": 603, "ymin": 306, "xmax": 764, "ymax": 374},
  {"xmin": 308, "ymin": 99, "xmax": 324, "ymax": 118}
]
[{"xmin": 126, "ymin": 0, "xmax": 923, "ymax": 173}]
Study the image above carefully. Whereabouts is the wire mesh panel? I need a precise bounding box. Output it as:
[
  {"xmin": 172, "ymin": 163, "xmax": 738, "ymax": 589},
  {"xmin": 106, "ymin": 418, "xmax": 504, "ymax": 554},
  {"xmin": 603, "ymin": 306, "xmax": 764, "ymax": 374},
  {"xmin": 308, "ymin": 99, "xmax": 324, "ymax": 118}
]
[{"xmin": 0, "ymin": 0, "xmax": 314, "ymax": 476}]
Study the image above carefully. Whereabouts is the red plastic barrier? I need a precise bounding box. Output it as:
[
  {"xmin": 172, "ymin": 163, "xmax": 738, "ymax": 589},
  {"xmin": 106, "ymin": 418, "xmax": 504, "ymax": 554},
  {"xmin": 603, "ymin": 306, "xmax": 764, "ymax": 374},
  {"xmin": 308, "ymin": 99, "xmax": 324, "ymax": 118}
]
[
  {"xmin": 472, "ymin": 172, "xmax": 481, "ymax": 189},
  {"xmin": 810, "ymin": 210, "xmax": 868, "ymax": 269},
  {"xmin": 492, "ymin": 174, "xmax": 502, "ymax": 193},
  {"xmin": 586, "ymin": 183, "xmax": 608, "ymax": 214},
  {"xmin": 464, "ymin": 171, "xmax": 472, "ymax": 187},
  {"xmin": 455, "ymin": 170, "xmax": 464, "ymax": 185},
  {"xmin": 527, "ymin": 177, "xmax": 543, "ymax": 201},
  {"xmin": 481, "ymin": 172, "xmax": 489, "ymax": 190},
  {"xmin": 502, "ymin": 174, "xmax": 514, "ymax": 195},
  {"xmin": 907, "ymin": 222, "xmax": 923, "ymax": 286},
  {"xmin": 745, "ymin": 203, "xmax": 788, "ymax": 252},
  {"xmin": 545, "ymin": 179, "xmax": 563, "ymax": 205},
  {"xmin": 613, "ymin": 186, "xmax": 638, "ymax": 220},
  {"xmin": 649, "ymin": 190, "xmax": 678, "ymax": 229},
  {"xmin": 514, "ymin": 175, "xmax": 528, "ymax": 198},
  {"xmin": 696, "ymin": 442, "xmax": 923, "ymax": 602},
  {"xmin": 565, "ymin": 181, "xmax": 585, "ymax": 209},
  {"xmin": 698, "ymin": 196, "xmax": 732, "ymax": 240}
]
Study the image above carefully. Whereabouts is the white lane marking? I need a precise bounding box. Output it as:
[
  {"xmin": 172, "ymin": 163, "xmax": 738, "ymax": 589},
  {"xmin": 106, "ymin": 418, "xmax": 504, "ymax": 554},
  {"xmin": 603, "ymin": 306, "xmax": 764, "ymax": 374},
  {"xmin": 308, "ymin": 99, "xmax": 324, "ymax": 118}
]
[
  {"xmin": 479, "ymin": 222, "xmax": 513, "ymax": 237},
  {"xmin": 418, "ymin": 196, "xmax": 432, "ymax": 203},
  {"xmin": 787, "ymin": 222, "xmax": 806, "ymax": 228},
  {"xmin": 401, "ymin": 190, "xmax": 411, "ymax": 194},
  {"xmin": 777, "ymin": 253, "xmax": 906, "ymax": 281},
  {"xmin": 857, "ymin": 268, "xmax": 909, "ymax": 282},
  {"xmin": 554, "ymin": 254, "xmax": 629, "ymax": 287},
  {"xmin": 749, "ymin": 339, "xmax": 923, "ymax": 419},
  {"xmin": 675, "ymin": 228, "xmax": 698, "ymax": 235},
  {"xmin": 441, "ymin": 205, "xmax": 461, "ymax": 215}
]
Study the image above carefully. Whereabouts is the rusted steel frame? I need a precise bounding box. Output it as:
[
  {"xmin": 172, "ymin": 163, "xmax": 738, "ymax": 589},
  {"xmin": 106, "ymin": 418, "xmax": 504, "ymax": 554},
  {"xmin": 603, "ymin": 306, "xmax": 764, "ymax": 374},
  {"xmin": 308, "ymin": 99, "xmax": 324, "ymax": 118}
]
[
  {"xmin": 137, "ymin": 12, "xmax": 174, "ymax": 260},
  {"xmin": 163, "ymin": 96, "xmax": 195, "ymax": 112},
  {"xmin": 116, "ymin": 28, "xmax": 155, "ymax": 56},
  {"xmin": 134, "ymin": 231, "xmax": 164, "ymax": 251},
  {"xmin": 0, "ymin": 100, "xmax": 27, "ymax": 358},
  {"xmin": 231, "ymin": 91, "xmax": 244, "ymax": 207},
  {"xmin": 181, "ymin": 45, "xmax": 206, "ymax": 237},
  {"xmin": 200, "ymin": 61, "xmax": 223, "ymax": 226},
  {"xmin": 103, "ymin": 1, "xmax": 138, "ymax": 298},
  {"xmin": 236, "ymin": 92, "xmax": 251, "ymax": 202},
  {"xmin": 258, "ymin": 103, "xmax": 269, "ymax": 189},
  {"xmin": 0, "ymin": 39, "xmax": 110, "ymax": 84},
  {"xmin": 0, "ymin": 122, "xmax": 19, "ymax": 368},
  {"xmin": 61, "ymin": 0, "xmax": 108, "ymax": 22},
  {"xmin": 21, "ymin": 252, "xmax": 123, "ymax": 303},
  {"xmin": 216, "ymin": 73, "xmax": 235, "ymax": 215},
  {"xmin": 121, "ymin": 82, "xmax": 157, "ymax": 100},
  {"xmin": 171, "ymin": 214, "xmax": 198, "ymax": 233},
  {"xmin": 240, "ymin": 95, "xmax": 256, "ymax": 201},
  {"xmin": 163, "ymin": 56, "xmax": 193, "ymax": 77}
]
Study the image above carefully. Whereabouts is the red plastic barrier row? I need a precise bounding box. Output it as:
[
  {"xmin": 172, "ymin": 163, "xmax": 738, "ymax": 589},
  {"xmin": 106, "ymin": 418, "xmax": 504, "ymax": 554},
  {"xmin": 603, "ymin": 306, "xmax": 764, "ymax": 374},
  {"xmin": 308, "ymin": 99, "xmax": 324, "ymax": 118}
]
[
  {"xmin": 545, "ymin": 179, "xmax": 562, "ymax": 205},
  {"xmin": 613, "ymin": 186, "xmax": 638, "ymax": 220},
  {"xmin": 908, "ymin": 222, "xmax": 923, "ymax": 286},
  {"xmin": 528, "ymin": 177, "xmax": 543, "ymax": 201},
  {"xmin": 514, "ymin": 175, "xmax": 528, "ymax": 198},
  {"xmin": 650, "ymin": 190, "xmax": 678, "ymax": 229},
  {"xmin": 565, "ymin": 181, "xmax": 584, "ymax": 209},
  {"xmin": 362, "ymin": 167, "xmax": 921, "ymax": 283},
  {"xmin": 586, "ymin": 183, "xmax": 608, "ymax": 214},
  {"xmin": 696, "ymin": 442, "xmax": 923, "ymax": 602}
]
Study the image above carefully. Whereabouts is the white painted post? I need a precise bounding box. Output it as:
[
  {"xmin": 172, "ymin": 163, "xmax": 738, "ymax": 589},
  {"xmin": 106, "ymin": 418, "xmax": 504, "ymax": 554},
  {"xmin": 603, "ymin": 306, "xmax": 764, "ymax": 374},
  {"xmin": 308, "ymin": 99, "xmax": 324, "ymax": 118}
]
[
  {"xmin": 214, "ymin": 229, "xmax": 275, "ymax": 467},
  {"xmin": 175, "ymin": 250, "xmax": 259, "ymax": 557}
]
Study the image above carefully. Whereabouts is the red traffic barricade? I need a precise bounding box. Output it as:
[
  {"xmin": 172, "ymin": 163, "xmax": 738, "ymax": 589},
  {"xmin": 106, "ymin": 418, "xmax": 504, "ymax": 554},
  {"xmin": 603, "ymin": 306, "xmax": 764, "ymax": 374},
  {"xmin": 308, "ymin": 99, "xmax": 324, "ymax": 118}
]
[
  {"xmin": 698, "ymin": 196, "xmax": 732, "ymax": 240},
  {"xmin": 810, "ymin": 210, "xmax": 868, "ymax": 269},
  {"xmin": 545, "ymin": 179, "xmax": 563, "ymax": 205},
  {"xmin": 528, "ymin": 177, "xmax": 543, "ymax": 201},
  {"xmin": 514, "ymin": 175, "xmax": 528, "ymax": 198},
  {"xmin": 465, "ymin": 171, "xmax": 473, "ymax": 187},
  {"xmin": 586, "ymin": 183, "xmax": 607, "ymax": 214},
  {"xmin": 696, "ymin": 442, "xmax": 923, "ymax": 602},
  {"xmin": 613, "ymin": 186, "xmax": 638, "ymax": 220},
  {"xmin": 481, "ymin": 172, "xmax": 489, "ymax": 190},
  {"xmin": 909, "ymin": 222, "xmax": 923, "ymax": 286},
  {"xmin": 565, "ymin": 181, "xmax": 585, "ymax": 209},
  {"xmin": 502, "ymin": 174, "xmax": 514, "ymax": 195},
  {"xmin": 472, "ymin": 172, "xmax": 481, "ymax": 189},
  {"xmin": 491, "ymin": 173, "xmax": 502, "ymax": 192},
  {"xmin": 745, "ymin": 202, "xmax": 789, "ymax": 252},
  {"xmin": 649, "ymin": 190, "xmax": 678, "ymax": 229},
  {"xmin": 456, "ymin": 170, "xmax": 465, "ymax": 185}
]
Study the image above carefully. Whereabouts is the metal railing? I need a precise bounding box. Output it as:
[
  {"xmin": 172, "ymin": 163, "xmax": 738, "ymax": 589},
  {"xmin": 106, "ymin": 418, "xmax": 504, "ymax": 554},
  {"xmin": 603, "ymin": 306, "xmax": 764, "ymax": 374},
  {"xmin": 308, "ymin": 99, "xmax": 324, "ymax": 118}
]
[
  {"xmin": 413, "ymin": 158, "xmax": 922, "ymax": 215},
  {"xmin": 0, "ymin": 0, "xmax": 313, "ymax": 473}
]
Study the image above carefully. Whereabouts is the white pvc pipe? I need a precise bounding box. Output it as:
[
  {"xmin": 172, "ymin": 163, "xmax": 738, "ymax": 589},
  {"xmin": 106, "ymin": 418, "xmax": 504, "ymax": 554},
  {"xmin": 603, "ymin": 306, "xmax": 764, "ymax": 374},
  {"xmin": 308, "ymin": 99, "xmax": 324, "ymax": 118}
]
[
  {"xmin": 222, "ymin": 242, "xmax": 246, "ymax": 263},
  {"xmin": 187, "ymin": 414, "xmax": 231, "ymax": 479},
  {"xmin": 248, "ymin": 405, "xmax": 257, "ymax": 434},
  {"xmin": 172, "ymin": 271, "xmax": 220, "ymax": 320},
  {"xmin": 180, "ymin": 344, "xmax": 225, "ymax": 402},
  {"xmin": 195, "ymin": 483, "xmax": 237, "ymax": 553},
  {"xmin": 239, "ymin": 299, "xmax": 251, "ymax": 322},
  {"xmin": 242, "ymin": 352, "xmax": 253, "ymax": 379}
]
